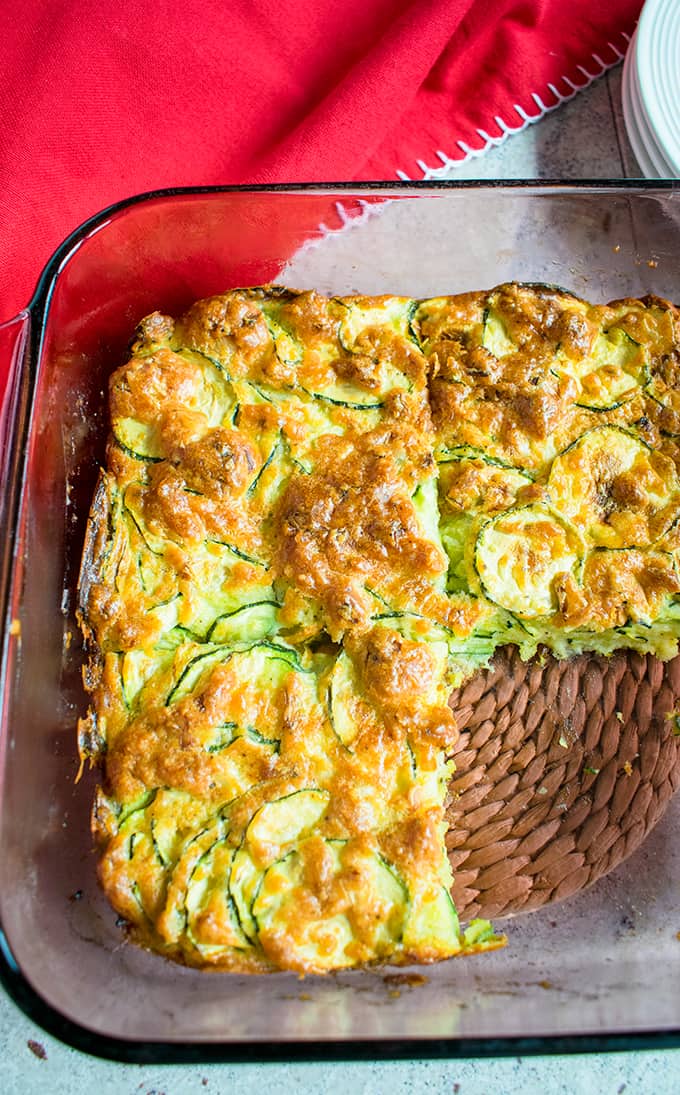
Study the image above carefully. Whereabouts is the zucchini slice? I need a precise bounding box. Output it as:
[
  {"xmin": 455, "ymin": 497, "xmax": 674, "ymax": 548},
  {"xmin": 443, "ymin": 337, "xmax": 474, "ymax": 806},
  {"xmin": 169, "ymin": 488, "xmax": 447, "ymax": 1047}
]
[
  {"xmin": 229, "ymin": 787, "xmax": 332, "ymax": 944},
  {"xmin": 412, "ymin": 475, "xmax": 445, "ymax": 544},
  {"xmin": 184, "ymin": 837, "xmax": 250, "ymax": 957},
  {"xmin": 137, "ymin": 545, "xmax": 173, "ymax": 596},
  {"xmin": 405, "ymin": 740, "xmax": 453, "ymax": 811},
  {"xmin": 179, "ymin": 586, "xmax": 272, "ymax": 645},
  {"xmin": 113, "ymin": 419, "xmax": 165, "ymax": 463},
  {"xmin": 251, "ymin": 839, "xmax": 407, "ymax": 971},
  {"xmin": 207, "ymin": 600, "xmax": 279, "ymax": 644},
  {"xmin": 403, "ymin": 885, "xmax": 460, "ymax": 955},
  {"xmin": 436, "ymin": 444, "xmax": 530, "ymax": 474},
  {"xmin": 229, "ymin": 845, "xmax": 263, "ymax": 945},
  {"xmin": 574, "ymin": 378, "xmax": 638, "ymax": 413},
  {"xmin": 645, "ymin": 374, "xmax": 680, "ymax": 436},
  {"xmin": 245, "ymin": 788, "xmax": 330, "ymax": 855},
  {"xmin": 205, "ymin": 538, "xmax": 269, "ymax": 570},
  {"xmin": 246, "ymin": 726, "xmax": 280, "ymax": 751},
  {"xmin": 438, "ymin": 457, "xmax": 533, "ymax": 594},
  {"xmin": 166, "ymin": 646, "xmax": 234, "ymax": 705},
  {"xmin": 166, "ymin": 640, "xmax": 301, "ymax": 707},
  {"xmin": 334, "ymin": 296, "xmax": 414, "ymax": 353},
  {"xmin": 246, "ymin": 435, "xmax": 282, "ymax": 498},
  {"xmin": 409, "ymin": 293, "xmax": 485, "ymax": 357},
  {"xmin": 463, "ymin": 919, "xmax": 504, "ymax": 948},
  {"xmin": 474, "ymin": 505, "xmax": 582, "ymax": 617},
  {"xmin": 319, "ymin": 295, "xmax": 420, "ymax": 407},
  {"xmin": 204, "ymin": 722, "xmax": 238, "ymax": 753},
  {"xmin": 158, "ymin": 822, "xmax": 228, "ymax": 942},
  {"xmin": 260, "ymin": 309, "xmax": 304, "ymax": 370},
  {"xmin": 326, "ymin": 651, "xmax": 360, "ymax": 749},
  {"xmin": 120, "ymin": 645, "xmax": 176, "ymax": 710},
  {"xmin": 572, "ymin": 328, "xmax": 646, "ymax": 411},
  {"xmin": 482, "ymin": 307, "xmax": 515, "ymax": 358},
  {"xmin": 562, "ymin": 546, "xmax": 680, "ymax": 631},
  {"xmin": 98, "ymin": 793, "xmax": 182, "ymax": 926},
  {"xmin": 122, "ymin": 485, "xmax": 166, "ymax": 556},
  {"xmin": 252, "ymin": 845, "xmax": 355, "ymax": 970},
  {"xmin": 547, "ymin": 425, "xmax": 680, "ymax": 547},
  {"xmin": 574, "ymin": 366, "xmax": 640, "ymax": 412},
  {"xmin": 112, "ymin": 350, "xmax": 233, "ymax": 461},
  {"xmin": 438, "ymin": 456, "xmax": 533, "ymax": 514},
  {"xmin": 148, "ymin": 790, "xmax": 204, "ymax": 870},
  {"xmin": 303, "ymin": 387, "xmax": 384, "ymax": 411}
]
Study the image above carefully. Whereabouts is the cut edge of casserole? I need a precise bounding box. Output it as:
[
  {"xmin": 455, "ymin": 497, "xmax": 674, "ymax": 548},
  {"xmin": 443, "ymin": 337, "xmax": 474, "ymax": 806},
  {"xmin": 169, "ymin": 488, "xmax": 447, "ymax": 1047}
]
[{"xmin": 77, "ymin": 282, "xmax": 680, "ymax": 973}]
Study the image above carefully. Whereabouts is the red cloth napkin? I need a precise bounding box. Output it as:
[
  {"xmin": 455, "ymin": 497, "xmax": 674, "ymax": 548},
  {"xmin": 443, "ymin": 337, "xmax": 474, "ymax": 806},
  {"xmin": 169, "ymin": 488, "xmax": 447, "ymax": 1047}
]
[{"xmin": 0, "ymin": 0, "xmax": 641, "ymax": 325}]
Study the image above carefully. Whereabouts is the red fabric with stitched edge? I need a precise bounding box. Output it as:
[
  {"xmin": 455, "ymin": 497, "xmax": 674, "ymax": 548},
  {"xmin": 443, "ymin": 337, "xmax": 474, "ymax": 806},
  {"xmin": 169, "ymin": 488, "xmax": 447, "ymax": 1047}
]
[{"xmin": 0, "ymin": 0, "xmax": 641, "ymax": 324}]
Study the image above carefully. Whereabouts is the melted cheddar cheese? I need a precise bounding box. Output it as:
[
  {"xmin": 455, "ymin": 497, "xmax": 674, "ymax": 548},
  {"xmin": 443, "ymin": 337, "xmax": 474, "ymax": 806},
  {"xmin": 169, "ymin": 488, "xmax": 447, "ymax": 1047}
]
[{"xmin": 78, "ymin": 282, "xmax": 680, "ymax": 972}]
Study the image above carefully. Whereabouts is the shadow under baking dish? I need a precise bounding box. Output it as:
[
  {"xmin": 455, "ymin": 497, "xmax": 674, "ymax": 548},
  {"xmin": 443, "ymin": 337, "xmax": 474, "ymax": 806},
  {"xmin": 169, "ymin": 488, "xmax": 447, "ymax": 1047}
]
[{"xmin": 1, "ymin": 182, "xmax": 680, "ymax": 1061}]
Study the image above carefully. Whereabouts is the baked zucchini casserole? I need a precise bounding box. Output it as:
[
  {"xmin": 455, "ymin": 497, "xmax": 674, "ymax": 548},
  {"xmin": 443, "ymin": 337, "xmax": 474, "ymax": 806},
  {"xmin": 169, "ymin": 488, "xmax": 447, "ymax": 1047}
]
[{"xmin": 78, "ymin": 283, "xmax": 680, "ymax": 973}]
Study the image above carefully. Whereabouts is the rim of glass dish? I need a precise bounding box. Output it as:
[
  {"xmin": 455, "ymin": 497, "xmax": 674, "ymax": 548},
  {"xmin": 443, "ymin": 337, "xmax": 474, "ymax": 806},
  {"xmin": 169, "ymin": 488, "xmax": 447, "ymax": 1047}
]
[{"xmin": 2, "ymin": 180, "xmax": 680, "ymax": 1063}]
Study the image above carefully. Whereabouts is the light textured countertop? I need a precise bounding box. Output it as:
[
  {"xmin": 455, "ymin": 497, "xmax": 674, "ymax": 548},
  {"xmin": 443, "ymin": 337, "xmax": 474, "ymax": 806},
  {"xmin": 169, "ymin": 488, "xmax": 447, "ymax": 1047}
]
[{"xmin": 3, "ymin": 63, "xmax": 680, "ymax": 1095}]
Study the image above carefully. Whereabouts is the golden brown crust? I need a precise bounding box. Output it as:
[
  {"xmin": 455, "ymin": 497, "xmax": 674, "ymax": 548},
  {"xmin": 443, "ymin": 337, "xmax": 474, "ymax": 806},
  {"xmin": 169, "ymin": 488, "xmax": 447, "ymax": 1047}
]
[
  {"xmin": 273, "ymin": 428, "xmax": 445, "ymax": 639},
  {"xmin": 556, "ymin": 549, "xmax": 680, "ymax": 630}
]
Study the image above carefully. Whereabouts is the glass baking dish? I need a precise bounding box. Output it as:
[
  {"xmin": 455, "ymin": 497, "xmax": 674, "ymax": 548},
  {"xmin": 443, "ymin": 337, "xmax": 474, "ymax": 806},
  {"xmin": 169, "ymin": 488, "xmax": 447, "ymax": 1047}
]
[{"xmin": 1, "ymin": 182, "xmax": 680, "ymax": 1062}]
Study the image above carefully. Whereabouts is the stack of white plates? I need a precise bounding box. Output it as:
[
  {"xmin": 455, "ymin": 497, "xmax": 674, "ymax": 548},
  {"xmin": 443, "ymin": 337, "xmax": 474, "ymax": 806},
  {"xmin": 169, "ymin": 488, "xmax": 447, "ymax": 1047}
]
[{"xmin": 622, "ymin": 0, "xmax": 680, "ymax": 178}]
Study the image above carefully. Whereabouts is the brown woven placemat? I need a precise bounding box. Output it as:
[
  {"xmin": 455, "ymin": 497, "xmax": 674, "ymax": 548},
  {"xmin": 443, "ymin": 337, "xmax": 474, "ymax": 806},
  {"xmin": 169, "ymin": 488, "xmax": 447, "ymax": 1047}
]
[{"xmin": 446, "ymin": 648, "xmax": 680, "ymax": 920}]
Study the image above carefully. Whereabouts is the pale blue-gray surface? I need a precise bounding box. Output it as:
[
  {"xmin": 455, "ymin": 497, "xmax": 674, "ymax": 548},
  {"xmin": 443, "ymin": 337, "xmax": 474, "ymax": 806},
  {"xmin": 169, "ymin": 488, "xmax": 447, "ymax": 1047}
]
[
  {"xmin": 2, "ymin": 982, "xmax": 679, "ymax": 1095},
  {"xmin": 3, "ymin": 62, "xmax": 679, "ymax": 1095}
]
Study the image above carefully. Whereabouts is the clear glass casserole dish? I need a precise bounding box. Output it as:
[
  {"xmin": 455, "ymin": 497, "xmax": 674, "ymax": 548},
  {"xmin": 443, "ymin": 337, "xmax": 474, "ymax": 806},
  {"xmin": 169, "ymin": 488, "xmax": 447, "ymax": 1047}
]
[{"xmin": 1, "ymin": 182, "xmax": 680, "ymax": 1062}]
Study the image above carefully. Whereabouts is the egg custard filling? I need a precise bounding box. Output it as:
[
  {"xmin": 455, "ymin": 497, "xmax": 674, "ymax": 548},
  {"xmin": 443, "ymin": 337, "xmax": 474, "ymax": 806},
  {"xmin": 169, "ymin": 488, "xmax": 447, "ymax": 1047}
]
[{"xmin": 78, "ymin": 283, "xmax": 680, "ymax": 972}]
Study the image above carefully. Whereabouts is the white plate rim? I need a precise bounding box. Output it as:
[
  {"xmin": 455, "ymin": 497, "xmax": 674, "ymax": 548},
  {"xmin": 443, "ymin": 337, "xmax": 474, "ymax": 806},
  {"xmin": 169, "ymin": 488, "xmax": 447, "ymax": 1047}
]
[{"xmin": 635, "ymin": 0, "xmax": 680, "ymax": 174}]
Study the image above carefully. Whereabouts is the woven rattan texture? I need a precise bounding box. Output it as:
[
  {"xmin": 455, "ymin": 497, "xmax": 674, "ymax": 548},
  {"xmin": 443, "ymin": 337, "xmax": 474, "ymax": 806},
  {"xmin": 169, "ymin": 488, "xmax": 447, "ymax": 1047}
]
[{"xmin": 446, "ymin": 649, "xmax": 680, "ymax": 920}]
